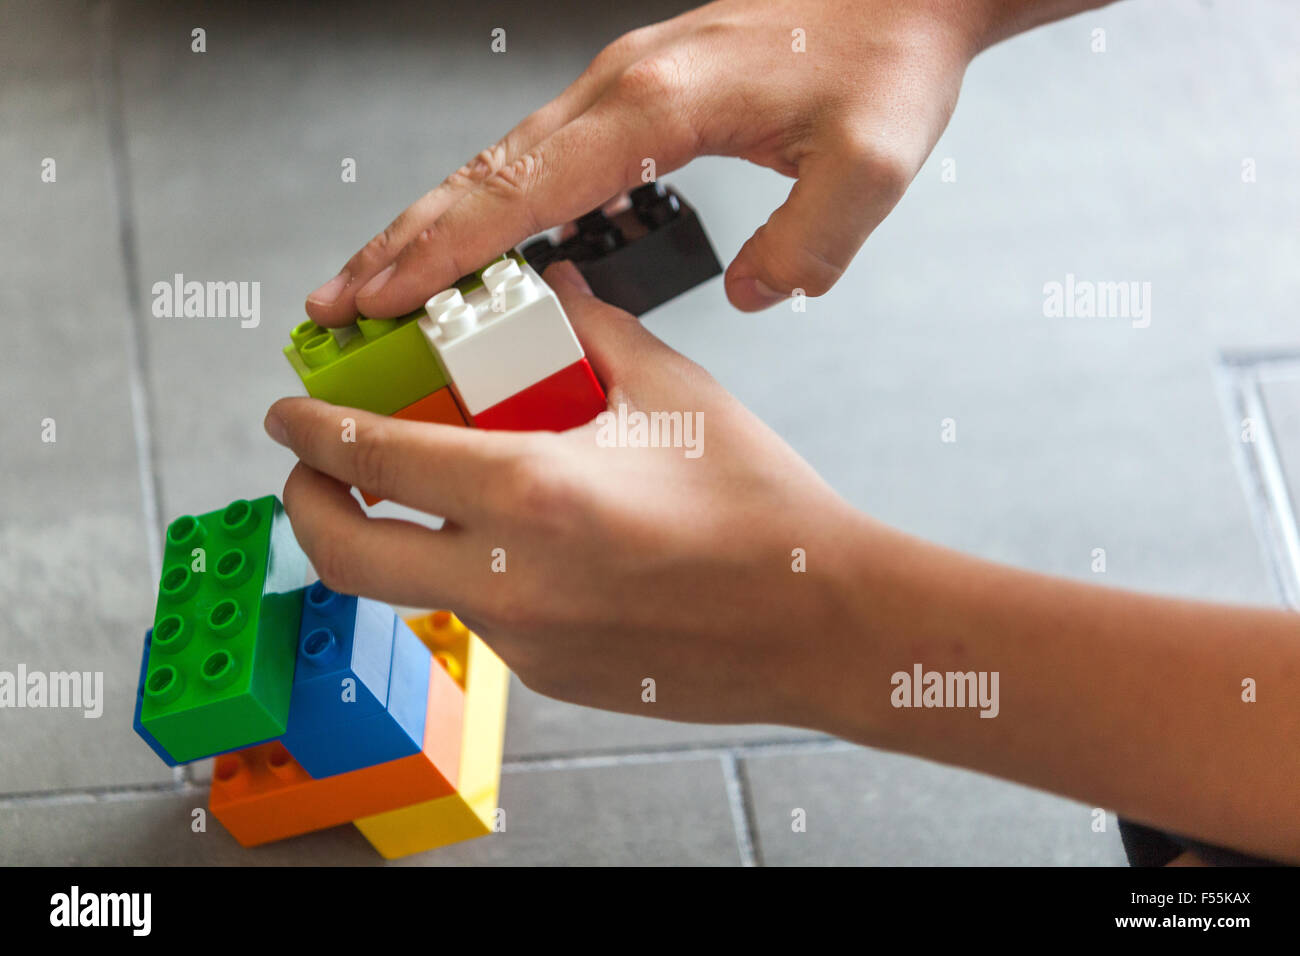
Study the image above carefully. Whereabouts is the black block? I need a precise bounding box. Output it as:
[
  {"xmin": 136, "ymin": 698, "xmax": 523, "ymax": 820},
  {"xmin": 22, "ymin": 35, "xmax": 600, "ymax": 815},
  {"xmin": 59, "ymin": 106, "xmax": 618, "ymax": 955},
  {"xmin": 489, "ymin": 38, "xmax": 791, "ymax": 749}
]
[{"xmin": 518, "ymin": 182, "xmax": 722, "ymax": 316}]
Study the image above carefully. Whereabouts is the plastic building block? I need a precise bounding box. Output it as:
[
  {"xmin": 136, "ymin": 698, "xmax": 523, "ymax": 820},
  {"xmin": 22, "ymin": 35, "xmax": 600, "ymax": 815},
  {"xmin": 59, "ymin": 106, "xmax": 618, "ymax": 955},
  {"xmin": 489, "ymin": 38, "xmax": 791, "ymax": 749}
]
[
  {"xmin": 141, "ymin": 497, "xmax": 307, "ymax": 763},
  {"xmin": 133, "ymin": 629, "xmax": 271, "ymax": 766},
  {"xmin": 209, "ymin": 654, "xmax": 464, "ymax": 847},
  {"xmin": 354, "ymin": 619, "xmax": 509, "ymax": 858},
  {"xmin": 418, "ymin": 256, "xmax": 586, "ymax": 417},
  {"xmin": 132, "ymin": 630, "xmax": 175, "ymax": 766},
  {"xmin": 405, "ymin": 609, "xmax": 471, "ymax": 686},
  {"xmin": 472, "ymin": 358, "xmax": 605, "ymax": 432},
  {"xmin": 279, "ymin": 583, "xmax": 432, "ymax": 778},
  {"xmin": 284, "ymin": 310, "xmax": 447, "ymax": 416},
  {"xmin": 284, "ymin": 583, "xmax": 395, "ymax": 732},
  {"xmin": 519, "ymin": 182, "xmax": 722, "ymax": 316},
  {"xmin": 359, "ymin": 386, "xmax": 469, "ymax": 506}
]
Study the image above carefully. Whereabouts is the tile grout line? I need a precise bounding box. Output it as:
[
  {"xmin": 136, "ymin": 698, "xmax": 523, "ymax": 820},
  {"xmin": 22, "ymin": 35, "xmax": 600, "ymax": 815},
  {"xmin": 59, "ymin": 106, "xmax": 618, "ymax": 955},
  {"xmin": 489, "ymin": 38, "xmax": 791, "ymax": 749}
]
[
  {"xmin": 90, "ymin": 0, "xmax": 166, "ymax": 583},
  {"xmin": 0, "ymin": 735, "xmax": 859, "ymax": 809},
  {"xmin": 719, "ymin": 751, "xmax": 762, "ymax": 867},
  {"xmin": 90, "ymin": 1, "xmax": 189, "ymax": 792}
]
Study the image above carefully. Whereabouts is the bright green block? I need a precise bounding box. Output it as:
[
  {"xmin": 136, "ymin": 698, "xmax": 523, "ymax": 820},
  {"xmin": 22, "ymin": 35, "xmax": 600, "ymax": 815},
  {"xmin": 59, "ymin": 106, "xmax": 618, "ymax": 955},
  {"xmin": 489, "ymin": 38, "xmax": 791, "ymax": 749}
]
[
  {"xmin": 283, "ymin": 310, "xmax": 447, "ymax": 415},
  {"xmin": 141, "ymin": 496, "xmax": 307, "ymax": 762}
]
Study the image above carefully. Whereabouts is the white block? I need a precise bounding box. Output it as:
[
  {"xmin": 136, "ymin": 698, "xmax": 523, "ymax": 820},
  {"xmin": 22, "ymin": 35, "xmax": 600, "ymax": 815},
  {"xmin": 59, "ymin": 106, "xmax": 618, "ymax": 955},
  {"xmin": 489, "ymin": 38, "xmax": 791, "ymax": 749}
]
[{"xmin": 419, "ymin": 260, "xmax": 584, "ymax": 415}]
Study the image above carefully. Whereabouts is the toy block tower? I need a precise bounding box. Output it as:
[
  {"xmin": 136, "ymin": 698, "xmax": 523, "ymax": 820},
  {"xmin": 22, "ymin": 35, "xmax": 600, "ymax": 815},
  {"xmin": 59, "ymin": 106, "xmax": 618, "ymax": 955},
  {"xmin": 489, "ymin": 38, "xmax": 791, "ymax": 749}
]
[
  {"xmin": 204, "ymin": 608, "xmax": 502, "ymax": 856},
  {"xmin": 138, "ymin": 496, "xmax": 307, "ymax": 763}
]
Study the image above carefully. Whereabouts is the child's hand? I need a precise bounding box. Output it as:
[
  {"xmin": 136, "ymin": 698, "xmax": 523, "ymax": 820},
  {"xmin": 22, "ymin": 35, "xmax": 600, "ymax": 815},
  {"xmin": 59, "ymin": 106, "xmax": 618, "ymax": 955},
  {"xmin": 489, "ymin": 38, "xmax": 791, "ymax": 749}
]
[
  {"xmin": 304, "ymin": 0, "xmax": 1003, "ymax": 321},
  {"xmin": 271, "ymin": 263, "xmax": 878, "ymax": 727}
]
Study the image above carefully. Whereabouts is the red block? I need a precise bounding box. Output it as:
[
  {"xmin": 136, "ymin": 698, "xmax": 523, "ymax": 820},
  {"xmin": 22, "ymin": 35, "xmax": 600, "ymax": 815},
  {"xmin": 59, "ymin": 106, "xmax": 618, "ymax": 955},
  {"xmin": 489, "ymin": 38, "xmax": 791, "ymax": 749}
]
[{"xmin": 471, "ymin": 359, "xmax": 606, "ymax": 432}]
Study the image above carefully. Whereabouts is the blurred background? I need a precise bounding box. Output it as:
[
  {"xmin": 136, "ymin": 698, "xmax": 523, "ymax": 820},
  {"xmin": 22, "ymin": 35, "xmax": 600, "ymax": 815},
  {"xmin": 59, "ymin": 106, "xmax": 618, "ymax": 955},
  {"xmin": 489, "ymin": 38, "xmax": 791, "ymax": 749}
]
[{"xmin": 1, "ymin": 0, "xmax": 1296, "ymax": 864}]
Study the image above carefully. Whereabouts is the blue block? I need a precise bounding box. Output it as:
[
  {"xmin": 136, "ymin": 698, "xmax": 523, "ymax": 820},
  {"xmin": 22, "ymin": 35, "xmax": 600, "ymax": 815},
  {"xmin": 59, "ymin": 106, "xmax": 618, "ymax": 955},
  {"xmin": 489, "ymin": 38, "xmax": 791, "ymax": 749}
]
[
  {"xmin": 133, "ymin": 630, "xmax": 273, "ymax": 766},
  {"xmin": 284, "ymin": 582, "xmax": 393, "ymax": 735},
  {"xmin": 133, "ymin": 630, "xmax": 178, "ymax": 766},
  {"xmin": 280, "ymin": 584, "xmax": 432, "ymax": 778}
]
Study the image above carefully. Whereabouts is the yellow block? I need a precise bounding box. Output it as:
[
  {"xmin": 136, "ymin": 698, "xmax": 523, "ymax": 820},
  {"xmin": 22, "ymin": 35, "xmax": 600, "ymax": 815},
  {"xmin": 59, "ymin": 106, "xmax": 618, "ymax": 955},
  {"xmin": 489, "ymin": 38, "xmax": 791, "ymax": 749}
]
[{"xmin": 354, "ymin": 619, "xmax": 509, "ymax": 858}]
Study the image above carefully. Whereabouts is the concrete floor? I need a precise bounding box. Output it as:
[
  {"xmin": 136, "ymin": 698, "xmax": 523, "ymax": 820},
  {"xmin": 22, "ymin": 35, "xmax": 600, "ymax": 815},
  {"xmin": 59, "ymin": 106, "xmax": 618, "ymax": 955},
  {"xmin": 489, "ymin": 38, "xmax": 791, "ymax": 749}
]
[{"xmin": 1, "ymin": 0, "xmax": 1295, "ymax": 864}]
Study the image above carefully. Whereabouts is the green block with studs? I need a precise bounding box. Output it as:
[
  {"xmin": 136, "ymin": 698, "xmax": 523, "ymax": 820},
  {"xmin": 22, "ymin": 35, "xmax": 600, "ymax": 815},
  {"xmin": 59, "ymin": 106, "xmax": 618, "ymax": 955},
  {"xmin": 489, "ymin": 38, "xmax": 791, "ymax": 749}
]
[
  {"xmin": 283, "ymin": 310, "xmax": 447, "ymax": 415},
  {"xmin": 141, "ymin": 496, "xmax": 308, "ymax": 763}
]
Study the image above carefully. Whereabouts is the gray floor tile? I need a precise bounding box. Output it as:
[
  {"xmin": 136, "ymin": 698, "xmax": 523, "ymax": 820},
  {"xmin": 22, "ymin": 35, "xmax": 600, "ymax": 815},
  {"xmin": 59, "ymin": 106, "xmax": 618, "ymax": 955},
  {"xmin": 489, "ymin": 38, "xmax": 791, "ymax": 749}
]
[
  {"xmin": 0, "ymin": 0, "xmax": 172, "ymax": 793},
  {"xmin": 0, "ymin": 758, "xmax": 740, "ymax": 865},
  {"xmin": 501, "ymin": 678, "xmax": 819, "ymax": 758},
  {"xmin": 391, "ymin": 759, "xmax": 741, "ymax": 865},
  {"xmin": 744, "ymin": 748, "xmax": 1129, "ymax": 866}
]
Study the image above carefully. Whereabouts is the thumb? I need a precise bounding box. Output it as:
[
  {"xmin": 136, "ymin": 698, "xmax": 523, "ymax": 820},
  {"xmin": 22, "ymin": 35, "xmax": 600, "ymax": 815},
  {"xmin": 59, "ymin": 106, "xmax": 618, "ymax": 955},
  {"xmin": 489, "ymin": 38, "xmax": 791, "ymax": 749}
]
[
  {"xmin": 724, "ymin": 148, "xmax": 909, "ymax": 311},
  {"xmin": 542, "ymin": 261, "xmax": 677, "ymax": 394}
]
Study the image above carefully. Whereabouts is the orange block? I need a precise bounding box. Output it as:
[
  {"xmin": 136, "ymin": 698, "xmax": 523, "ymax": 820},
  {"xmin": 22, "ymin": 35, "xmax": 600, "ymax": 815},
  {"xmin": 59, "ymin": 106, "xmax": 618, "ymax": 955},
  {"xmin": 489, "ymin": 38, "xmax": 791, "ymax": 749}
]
[
  {"xmin": 209, "ymin": 656, "xmax": 465, "ymax": 847},
  {"xmin": 361, "ymin": 387, "xmax": 469, "ymax": 505}
]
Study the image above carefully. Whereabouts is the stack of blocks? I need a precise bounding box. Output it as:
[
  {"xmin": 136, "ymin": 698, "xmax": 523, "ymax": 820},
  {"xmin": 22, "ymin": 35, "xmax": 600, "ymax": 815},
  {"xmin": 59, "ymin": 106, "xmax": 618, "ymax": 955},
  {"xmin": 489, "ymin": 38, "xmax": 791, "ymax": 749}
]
[
  {"xmin": 132, "ymin": 183, "xmax": 720, "ymax": 857},
  {"xmin": 281, "ymin": 182, "xmax": 721, "ymax": 505},
  {"xmin": 133, "ymin": 497, "xmax": 509, "ymax": 857}
]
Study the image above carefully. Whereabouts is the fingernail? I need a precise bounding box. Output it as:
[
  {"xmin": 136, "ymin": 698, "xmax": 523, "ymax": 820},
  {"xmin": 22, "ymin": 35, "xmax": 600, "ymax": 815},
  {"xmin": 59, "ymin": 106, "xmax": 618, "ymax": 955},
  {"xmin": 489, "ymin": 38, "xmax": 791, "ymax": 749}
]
[
  {"xmin": 750, "ymin": 278, "xmax": 787, "ymax": 303},
  {"xmin": 308, "ymin": 270, "xmax": 350, "ymax": 305},
  {"xmin": 357, "ymin": 264, "xmax": 395, "ymax": 299},
  {"xmin": 264, "ymin": 411, "xmax": 289, "ymax": 447}
]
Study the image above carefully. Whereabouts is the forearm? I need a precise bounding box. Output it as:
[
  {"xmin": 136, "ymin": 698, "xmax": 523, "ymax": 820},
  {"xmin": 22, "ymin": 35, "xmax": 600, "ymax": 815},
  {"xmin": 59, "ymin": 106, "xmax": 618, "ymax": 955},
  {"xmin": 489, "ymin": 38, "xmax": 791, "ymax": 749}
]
[{"xmin": 820, "ymin": 515, "xmax": 1300, "ymax": 861}]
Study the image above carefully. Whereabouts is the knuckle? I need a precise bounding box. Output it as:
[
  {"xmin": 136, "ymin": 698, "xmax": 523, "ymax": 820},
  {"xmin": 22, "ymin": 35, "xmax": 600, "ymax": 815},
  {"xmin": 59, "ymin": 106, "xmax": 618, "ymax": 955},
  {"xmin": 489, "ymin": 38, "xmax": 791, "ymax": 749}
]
[
  {"xmin": 840, "ymin": 132, "xmax": 912, "ymax": 199},
  {"xmin": 492, "ymin": 444, "xmax": 576, "ymax": 523},
  {"xmin": 752, "ymin": 225, "xmax": 843, "ymax": 297},
  {"xmin": 481, "ymin": 153, "xmax": 546, "ymax": 233},
  {"xmin": 351, "ymin": 425, "xmax": 399, "ymax": 499},
  {"xmin": 408, "ymin": 221, "xmax": 465, "ymax": 280},
  {"xmin": 354, "ymin": 229, "xmax": 396, "ymax": 272},
  {"xmin": 595, "ymin": 25, "xmax": 657, "ymax": 69},
  {"xmin": 448, "ymin": 142, "xmax": 510, "ymax": 189},
  {"xmin": 615, "ymin": 53, "xmax": 689, "ymax": 107}
]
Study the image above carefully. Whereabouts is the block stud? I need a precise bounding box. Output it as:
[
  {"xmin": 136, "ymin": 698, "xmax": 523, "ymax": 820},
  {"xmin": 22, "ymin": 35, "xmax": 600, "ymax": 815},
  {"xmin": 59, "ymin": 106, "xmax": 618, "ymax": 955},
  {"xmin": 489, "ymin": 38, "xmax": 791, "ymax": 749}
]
[
  {"xmin": 306, "ymin": 580, "xmax": 337, "ymax": 610},
  {"xmin": 221, "ymin": 499, "xmax": 260, "ymax": 538},
  {"xmin": 152, "ymin": 614, "xmax": 191, "ymax": 654},
  {"xmin": 290, "ymin": 319, "xmax": 323, "ymax": 347},
  {"xmin": 499, "ymin": 273, "xmax": 535, "ymax": 310},
  {"xmin": 166, "ymin": 515, "xmax": 206, "ymax": 549},
  {"xmin": 481, "ymin": 258, "xmax": 522, "ymax": 293},
  {"xmin": 207, "ymin": 598, "xmax": 246, "ymax": 637},
  {"xmin": 437, "ymin": 303, "xmax": 477, "ymax": 338},
  {"xmin": 159, "ymin": 564, "xmax": 199, "ymax": 603},
  {"xmin": 214, "ymin": 548, "xmax": 253, "ymax": 588},
  {"xmin": 300, "ymin": 331, "xmax": 342, "ymax": 368},
  {"xmin": 266, "ymin": 742, "xmax": 299, "ymax": 781},
  {"xmin": 145, "ymin": 665, "xmax": 184, "ymax": 706},
  {"xmin": 425, "ymin": 288, "xmax": 464, "ymax": 323},
  {"xmin": 357, "ymin": 316, "xmax": 399, "ymax": 341},
  {"xmin": 213, "ymin": 753, "xmax": 250, "ymax": 795},
  {"xmin": 300, "ymin": 626, "xmax": 341, "ymax": 669},
  {"xmin": 201, "ymin": 648, "xmax": 240, "ymax": 689}
]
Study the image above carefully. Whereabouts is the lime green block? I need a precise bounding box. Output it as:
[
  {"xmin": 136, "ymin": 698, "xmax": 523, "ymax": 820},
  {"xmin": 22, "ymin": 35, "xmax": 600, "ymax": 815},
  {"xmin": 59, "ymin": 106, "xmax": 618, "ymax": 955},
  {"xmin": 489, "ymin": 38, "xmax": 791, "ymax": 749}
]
[
  {"xmin": 141, "ymin": 497, "xmax": 307, "ymax": 763},
  {"xmin": 283, "ymin": 310, "xmax": 447, "ymax": 415}
]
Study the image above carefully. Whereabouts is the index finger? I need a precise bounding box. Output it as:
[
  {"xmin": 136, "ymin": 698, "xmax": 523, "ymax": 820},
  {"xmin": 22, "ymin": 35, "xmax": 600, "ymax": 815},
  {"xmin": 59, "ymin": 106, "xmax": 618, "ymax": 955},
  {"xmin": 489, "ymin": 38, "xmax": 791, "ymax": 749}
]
[
  {"xmin": 354, "ymin": 90, "xmax": 698, "ymax": 319},
  {"xmin": 264, "ymin": 396, "xmax": 523, "ymax": 520}
]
